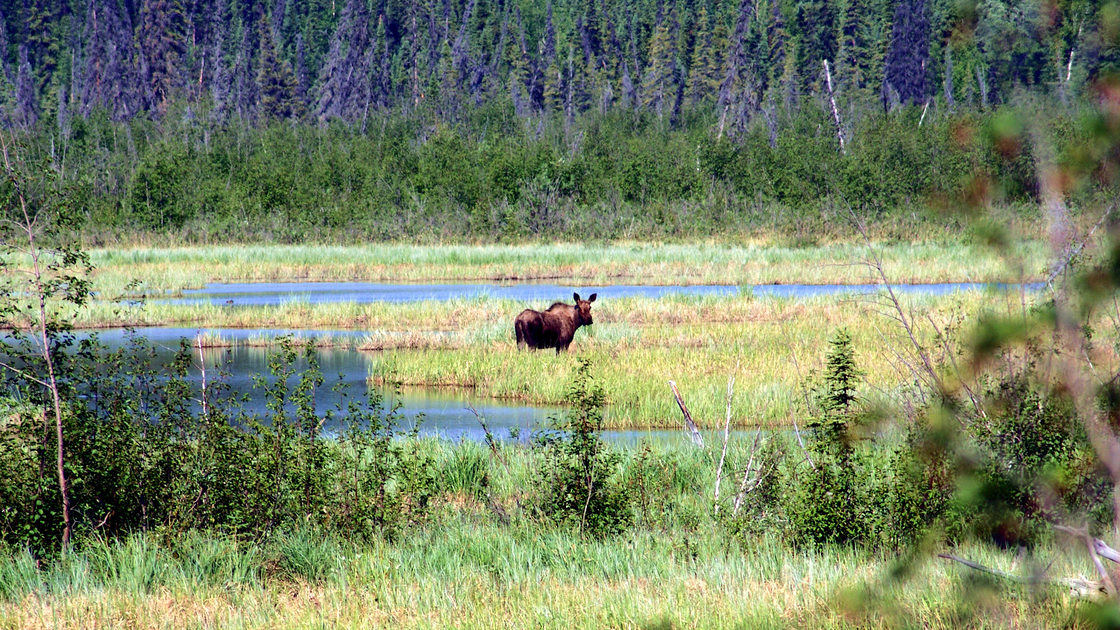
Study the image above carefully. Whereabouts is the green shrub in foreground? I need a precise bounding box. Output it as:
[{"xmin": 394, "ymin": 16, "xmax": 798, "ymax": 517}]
[{"xmin": 537, "ymin": 359, "xmax": 634, "ymax": 538}]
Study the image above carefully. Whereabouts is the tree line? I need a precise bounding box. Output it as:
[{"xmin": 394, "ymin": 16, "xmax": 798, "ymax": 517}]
[
  {"xmin": 0, "ymin": 0, "xmax": 1115, "ymax": 241},
  {"xmin": 2, "ymin": 0, "xmax": 1111, "ymax": 130}
]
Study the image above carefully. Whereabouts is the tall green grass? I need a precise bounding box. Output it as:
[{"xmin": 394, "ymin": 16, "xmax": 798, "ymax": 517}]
[
  {"xmin": 82, "ymin": 240, "xmax": 1051, "ymax": 300},
  {"xmin": 63, "ymin": 290, "xmax": 1042, "ymax": 429}
]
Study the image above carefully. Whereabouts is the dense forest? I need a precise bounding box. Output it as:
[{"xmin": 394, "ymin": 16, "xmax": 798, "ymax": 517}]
[{"xmin": 0, "ymin": 0, "xmax": 1114, "ymax": 241}]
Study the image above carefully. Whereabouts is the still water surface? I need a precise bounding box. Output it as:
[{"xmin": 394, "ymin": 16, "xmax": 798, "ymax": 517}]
[
  {"xmin": 96, "ymin": 281, "xmax": 1037, "ymax": 441},
  {"xmin": 93, "ymin": 328, "xmax": 700, "ymax": 443},
  {"xmin": 163, "ymin": 280, "xmax": 1035, "ymax": 306}
]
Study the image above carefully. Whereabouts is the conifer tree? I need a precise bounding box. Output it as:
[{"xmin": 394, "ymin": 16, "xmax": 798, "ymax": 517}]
[
  {"xmin": 764, "ymin": 0, "xmax": 788, "ymax": 89},
  {"xmin": 541, "ymin": 3, "xmax": 563, "ymax": 112},
  {"xmin": 717, "ymin": 0, "xmax": 757, "ymax": 137},
  {"xmin": 506, "ymin": 7, "xmax": 533, "ymax": 115},
  {"xmin": 139, "ymin": 0, "xmax": 188, "ymax": 113},
  {"xmin": 685, "ymin": 5, "xmax": 724, "ymax": 106},
  {"xmin": 25, "ymin": 0, "xmax": 61, "ymax": 91},
  {"xmin": 883, "ymin": 0, "xmax": 930, "ymax": 106},
  {"xmin": 643, "ymin": 5, "xmax": 679, "ymax": 119},
  {"xmin": 257, "ymin": 19, "xmax": 301, "ymax": 119},
  {"xmin": 294, "ymin": 33, "xmax": 311, "ymax": 108},
  {"xmin": 0, "ymin": 14, "xmax": 11, "ymax": 85},
  {"xmin": 372, "ymin": 14, "xmax": 393, "ymax": 110},
  {"xmin": 76, "ymin": 0, "xmax": 139, "ymax": 119},
  {"xmin": 230, "ymin": 2, "xmax": 264, "ymax": 121},
  {"xmin": 836, "ymin": 0, "xmax": 883, "ymax": 94},
  {"xmin": 793, "ymin": 0, "xmax": 836, "ymax": 93},
  {"xmin": 316, "ymin": 0, "xmax": 373, "ymax": 120},
  {"xmin": 11, "ymin": 45, "xmax": 37, "ymax": 128}
]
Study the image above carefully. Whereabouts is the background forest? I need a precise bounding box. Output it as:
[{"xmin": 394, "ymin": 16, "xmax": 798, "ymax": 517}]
[{"xmin": 0, "ymin": 0, "xmax": 1111, "ymax": 241}]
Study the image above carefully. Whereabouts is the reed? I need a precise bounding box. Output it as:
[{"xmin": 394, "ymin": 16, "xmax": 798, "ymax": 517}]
[
  {"xmin": 0, "ymin": 433, "xmax": 1099, "ymax": 627},
  {"xmin": 82, "ymin": 240, "xmax": 1051, "ymax": 300},
  {"xmin": 63, "ymin": 289, "xmax": 1048, "ymax": 429}
]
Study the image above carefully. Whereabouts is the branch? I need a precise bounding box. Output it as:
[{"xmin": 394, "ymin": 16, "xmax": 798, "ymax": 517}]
[
  {"xmin": 938, "ymin": 553, "xmax": 1104, "ymax": 597},
  {"xmin": 0, "ymin": 358, "xmax": 51, "ymax": 388},
  {"xmin": 713, "ymin": 371, "xmax": 735, "ymax": 514},
  {"xmin": 1046, "ymin": 200, "xmax": 1117, "ymax": 290},
  {"xmin": 786, "ymin": 350, "xmax": 817, "ymax": 470},
  {"xmin": 669, "ymin": 380, "xmax": 704, "ymax": 447}
]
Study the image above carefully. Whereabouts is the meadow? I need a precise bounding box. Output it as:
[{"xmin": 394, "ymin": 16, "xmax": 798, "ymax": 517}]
[
  {"xmin": 0, "ymin": 439, "xmax": 1103, "ymax": 629},
  {"xmin": 4, "ymin": 238, "xmax": 1114, "ymax": 629},
  {"xmin": 84, "ymin": 240, "xmax": 1050, "ymax": 300},
  {"xmin": 66, "ymin": 239, "xmax": 1050, "ymax": 429}
]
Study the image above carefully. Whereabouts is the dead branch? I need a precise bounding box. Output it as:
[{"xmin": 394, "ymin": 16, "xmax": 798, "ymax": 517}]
[
  {"xmin": 938, "ymin": 553, "xmax": 1104, "ymax": 597},
  {"xmin": 1055, "ymin": 525, "xmax": 1120, "ymax": 565},
  {"xmin": 466, "ymin": 402, "xmax": 506, "ymax": 465},
  {"xmin": 786, "ymin": 351, "xmax": 817, "ymax": 470},
  {"xmin": 713, "ymin": 371, "xmax": 735, "ymax": 515},
  {"xmin": 1046, "ymin": 200, "xmax": 1117, "ymax": 290},
  {"xmin": 732, "ymin": 428, "xmax": 765, "ymax": 517},
  {"xmin": 669, "ymin": 380, "xmax": 704, "ymax": 447}
]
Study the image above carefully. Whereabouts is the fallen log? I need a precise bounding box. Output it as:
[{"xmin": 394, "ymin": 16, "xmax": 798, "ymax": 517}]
[{"xmin": 938, "ymin": 553, "xmax": 1105, "ymax": 598}]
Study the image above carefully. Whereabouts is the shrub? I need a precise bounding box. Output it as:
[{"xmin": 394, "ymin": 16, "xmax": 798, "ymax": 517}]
[{"xmin": 537, "ymin": 359, "xmax": 633, "ymax": 537}]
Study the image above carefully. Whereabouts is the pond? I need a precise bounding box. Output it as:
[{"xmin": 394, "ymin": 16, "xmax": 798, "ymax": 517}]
[
  {"xmin": 54, "ymin": 280, "xmax": 1039, "ymax": 442},
  {"xmin": 88, "ymin": 328, "xmax": 717, "ymax": 443},
  {"xmin": 161, "ymin": 280, "xmax": 1038, "ymax": 306}
]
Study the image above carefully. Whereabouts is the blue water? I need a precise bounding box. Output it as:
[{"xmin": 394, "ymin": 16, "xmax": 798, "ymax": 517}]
[
  {"xmin": 80, "ymin": 328, "xmax": 727, "ymax": 443},
  {"xmin": 64, "ymin": 280, "xmax": 1041, "ymax": 441},
  {"xmin": 159, "ymin": 280, "xmax": 1037, "ymax": 307},
  {"xmin": 80, "ymin": 328, "xmax": 561, "ymax": 441}
]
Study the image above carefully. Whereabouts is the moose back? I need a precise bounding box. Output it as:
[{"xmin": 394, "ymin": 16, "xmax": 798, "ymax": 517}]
[{"xmin": 514, "ymin": 293, "xmax": 597, "ymax": 353}]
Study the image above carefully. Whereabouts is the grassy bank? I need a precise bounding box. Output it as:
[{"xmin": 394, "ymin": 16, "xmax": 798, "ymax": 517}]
[
  {"xmin": 0, "ymin": 529, "xmax": 1085, "ymax": 629},
  {"xmin": 27, "ymin": 241, "xmax": 1053, "ymax": 429},
  {"xmin": 85, "ymin": 240, "xmax": 1050, "ymax": 300},
  {"xmin": 0, "ymin": 439, "xmax": 1098, "ymax": 629},
  {"xmin": 74, "ymin": 290, "xmax": 1042, "ymax": 429}
]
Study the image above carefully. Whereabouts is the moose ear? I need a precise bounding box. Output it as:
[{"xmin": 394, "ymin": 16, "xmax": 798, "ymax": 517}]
[
  {"xmin": 588, "ymin": 293, "xmax": 597, "ymax": 303},
  {"xmin": 573, "ymin": 292, "xmax": 581, "ymax": 303}
]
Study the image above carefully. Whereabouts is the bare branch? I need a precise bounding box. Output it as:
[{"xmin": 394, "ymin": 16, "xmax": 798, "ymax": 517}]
[
  {"xmin": 713, "ymin": 370, "xmax": 735, "ymax": 515},
  {"xmin": 669, "ymin": 380, "xmax": 704, "ymax": 447}
]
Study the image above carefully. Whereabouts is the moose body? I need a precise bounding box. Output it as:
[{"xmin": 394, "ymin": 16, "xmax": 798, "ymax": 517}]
[{"xmin": 515, "ymin": 292, "xmax": 597, "ymax": 353}]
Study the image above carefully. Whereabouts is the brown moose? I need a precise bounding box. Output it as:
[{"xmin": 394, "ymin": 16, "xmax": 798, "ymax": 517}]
[{"xmin": 514, "ymin": 292, "xmax": 597, "ymax": 353}]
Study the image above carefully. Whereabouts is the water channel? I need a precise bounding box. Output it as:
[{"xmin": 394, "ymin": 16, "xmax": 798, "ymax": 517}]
[
  {"xmin": 82, "ymin": 280, "xmax": 1039, "ymax": 442},
  {"xmin": 162, "ymin": 280, "xmax": 1037, "ymax": 307}
]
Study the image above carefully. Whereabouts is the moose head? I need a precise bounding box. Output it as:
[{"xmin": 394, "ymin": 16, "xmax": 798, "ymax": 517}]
[{"xmin": 573, "ymin": 292, "xmax": 597, "ymax": 326}]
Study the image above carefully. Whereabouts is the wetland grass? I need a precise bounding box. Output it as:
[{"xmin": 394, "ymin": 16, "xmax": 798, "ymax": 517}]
[
  {"xmin": 0, "ymin": 434, "xmax": 1094, "ymax": 630},
  {"xmin": 83, "ymin": 241, "xmax": 1051, "ymax": 299},
  {"xmin": 69, "ymin": 291, "xmax": 1046, "ymax": 429}
]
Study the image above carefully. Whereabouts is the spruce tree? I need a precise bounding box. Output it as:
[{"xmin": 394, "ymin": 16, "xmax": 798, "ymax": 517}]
[
  {"xmin": 642, "ymin": 6, "xmax": 678, "ymax": 118},
  {"xmin": 257, "ymin": 19, "xmax": 301, "ymax": 119},
  {"xmin": 25, "ymin": 0, "xmax": 61, "ymax": 90},
  {"xmin": 316, "ymin": 0, "xmax": 373, "ymax": 120},
  {"xmin": 506, "ymin": 7, "xmax": 533, "ymax": 115},
  {"xmin": 793, "ymin": 0, "xmax": 836, "ymax": 93},
  {"xmin": 11, "ymin": 45, "xmax": 37, "ymax": 127},
  {"xmin": 836, "ymin": 0, "xmax": 883, "ymax": 94},
  {"xmin": 883, "ymin": 0, "xmax": 930, "ymax": 106},
  {"xmin": 140, "ymin": 0, "xmax": 188, "ymax": 113},
  {"xmin": 685, "ymin": 6, "xmax": 724, "ymax": 106},
  {"xmin": 541, "ymin": 3, "xmax": 563, "ymax": 112},
  {"xmin": 76, "ymin": 0, "xmax": 139, "ymax": 118},
  {"xmin": 717, "ymin": 0, "xmax": 757, "ymax": 137}
]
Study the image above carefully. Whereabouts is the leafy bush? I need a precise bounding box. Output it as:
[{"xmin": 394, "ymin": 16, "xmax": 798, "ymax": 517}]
[
  {"xmin": 537, "ymin": 359, "xmax": 633, "ymax": 537},
  {"xmin": 0, "ymin": 336, "xmax": 438, "ymax": 554}
]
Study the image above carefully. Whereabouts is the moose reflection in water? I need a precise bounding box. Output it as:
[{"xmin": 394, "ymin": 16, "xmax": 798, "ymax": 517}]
[{"xmin": 514, "ymin": 292, "xmax": 597, "ymax": 353}]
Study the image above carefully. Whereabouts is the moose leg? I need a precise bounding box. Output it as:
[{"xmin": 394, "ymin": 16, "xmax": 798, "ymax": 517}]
[{"xmin": 515, "ymin": 320, "xmax": 527, "ymax": 350}]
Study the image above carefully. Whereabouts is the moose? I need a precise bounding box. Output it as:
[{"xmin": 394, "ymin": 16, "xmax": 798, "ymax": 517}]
[{"xmin": 514, "ymin": 292, "xmax": 597, "ymax": 353}]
